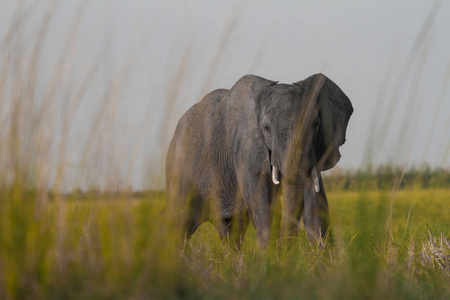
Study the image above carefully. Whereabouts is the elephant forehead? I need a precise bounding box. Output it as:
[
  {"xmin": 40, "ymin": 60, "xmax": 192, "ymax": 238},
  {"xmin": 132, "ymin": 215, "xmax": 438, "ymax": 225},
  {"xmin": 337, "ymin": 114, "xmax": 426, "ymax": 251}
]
[
  {"xmin": 265, "ymin": 101, "xmax": 318, "ymax": 127},
  {"xmin": 264, "ymin": 91, "xmax": 307, "ymax": 115},
  {"xmin": 264, "ymin": 100, "xmax": 295, "ymax": 119}
]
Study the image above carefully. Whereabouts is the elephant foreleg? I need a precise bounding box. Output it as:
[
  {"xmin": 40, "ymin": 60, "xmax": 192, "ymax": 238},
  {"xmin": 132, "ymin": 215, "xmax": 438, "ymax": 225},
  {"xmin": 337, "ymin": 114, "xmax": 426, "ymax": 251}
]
[
  {"xmin": 302, "ymin": 172, "xmax": 330, "ymax": 245},
  {"xmin": 242, "ymin": 175, "xmax": 273, "ymax": 249}
]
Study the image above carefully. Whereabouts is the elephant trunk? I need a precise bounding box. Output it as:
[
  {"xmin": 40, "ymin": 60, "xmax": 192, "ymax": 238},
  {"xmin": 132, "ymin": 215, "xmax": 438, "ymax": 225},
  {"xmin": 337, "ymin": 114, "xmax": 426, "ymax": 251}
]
[
  {"xmin": 280, "ymin": 177, "xmax": 305, "ymax": 239},
  {"xmin": 279, "ymin": 145, "xmax": 321, "ymax": 240},
  {"xmin": 271, "ymin": 141, "xmax": 295, "ymax": 185}
]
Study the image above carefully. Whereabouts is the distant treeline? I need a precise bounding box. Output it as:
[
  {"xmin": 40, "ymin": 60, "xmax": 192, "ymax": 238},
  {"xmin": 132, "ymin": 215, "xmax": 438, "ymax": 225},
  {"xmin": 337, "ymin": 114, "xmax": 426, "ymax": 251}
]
[
  {"xmin": 324, "ymin": 165, "xmax": 450, "ymax": 191},
  {"xmin": 50, "ymin": 166, "xmax": 448, "ymax": 200}
]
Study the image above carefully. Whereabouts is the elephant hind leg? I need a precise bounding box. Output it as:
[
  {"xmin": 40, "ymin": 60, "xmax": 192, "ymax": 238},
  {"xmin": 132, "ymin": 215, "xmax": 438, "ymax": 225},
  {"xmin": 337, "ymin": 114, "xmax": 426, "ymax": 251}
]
[
  {"xmin": 165, "ymin": 180, "xmax": 206, "ymax": 246},
  {"xmin": 184, "ymin": 195, "xmax": 209, "ymax": 241},
  {"xmin": 215, "ymin": 211, "xmax": 249, "ymax": 251}
]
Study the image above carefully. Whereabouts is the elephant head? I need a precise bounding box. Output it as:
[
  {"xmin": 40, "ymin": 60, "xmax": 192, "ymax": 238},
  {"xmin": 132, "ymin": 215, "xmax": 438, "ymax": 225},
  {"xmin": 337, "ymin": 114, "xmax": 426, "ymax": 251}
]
[
  {"xmin": 258, "ymin": 74, "xmax": 352, "ymax": 183},
  {"xmin": 293, "ymin": 74, "xmax": 353, "ymax": 172},
  {"xmin": 255, "ymin": 73, "xmax": 353, "ymax": 239}
]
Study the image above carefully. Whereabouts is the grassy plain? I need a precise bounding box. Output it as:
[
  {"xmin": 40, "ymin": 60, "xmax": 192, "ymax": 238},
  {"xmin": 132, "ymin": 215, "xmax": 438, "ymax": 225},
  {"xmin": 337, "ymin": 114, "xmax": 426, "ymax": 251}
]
[
  {"xmin": 0, "ymin": 3, "xmax": 449, "ymax": 299},
  {"xmin": 0, "ymin": 186, "xmax": 448, "ymax": 299}
]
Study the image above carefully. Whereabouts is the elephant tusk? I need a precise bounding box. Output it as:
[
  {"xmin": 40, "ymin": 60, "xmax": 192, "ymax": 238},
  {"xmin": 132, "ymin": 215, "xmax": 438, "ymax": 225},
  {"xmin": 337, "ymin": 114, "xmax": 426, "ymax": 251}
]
[
  {"xmin": 272, "ymin": 166, "xmax": 280, "ymax": 185},
  {"xmin": 312, "ymin": 167, "xmax": 320, "ymax": 193}
]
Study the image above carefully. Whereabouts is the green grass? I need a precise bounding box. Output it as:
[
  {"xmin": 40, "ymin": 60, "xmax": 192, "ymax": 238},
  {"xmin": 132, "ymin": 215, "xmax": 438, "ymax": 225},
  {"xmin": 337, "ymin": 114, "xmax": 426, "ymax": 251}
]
[
  {"xmin": 0, "ymin": 186, "xmax": 448, "ymax": 299},
  {"xmin": 1, "ymin": 2, "xmax": 449, "ymax": 299}
]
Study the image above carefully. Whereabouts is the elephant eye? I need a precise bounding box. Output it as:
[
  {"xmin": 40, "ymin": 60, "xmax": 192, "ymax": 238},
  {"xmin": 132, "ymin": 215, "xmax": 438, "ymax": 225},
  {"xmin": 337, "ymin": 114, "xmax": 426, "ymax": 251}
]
[{"xmin": 264, "ymin": 125, "xmax": 271, "ymax": 135}]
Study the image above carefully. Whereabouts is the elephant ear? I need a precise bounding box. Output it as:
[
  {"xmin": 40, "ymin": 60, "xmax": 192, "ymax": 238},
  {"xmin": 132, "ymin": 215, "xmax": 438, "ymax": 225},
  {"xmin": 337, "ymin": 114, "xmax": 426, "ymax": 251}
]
[
  {"xmin": 227, "ymin": 75, "xmax": 278, "ymax": 175},
  {"xmin": 294, "ymin": 74, "xmax": 353, "ymax": 171}
]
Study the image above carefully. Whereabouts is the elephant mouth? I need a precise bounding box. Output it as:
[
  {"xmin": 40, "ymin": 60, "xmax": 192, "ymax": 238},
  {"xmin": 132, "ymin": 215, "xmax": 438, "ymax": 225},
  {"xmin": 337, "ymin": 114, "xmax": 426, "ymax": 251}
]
[{"xmin": 268, "ymin": 150, "xmax": 319, "ymax": 192}]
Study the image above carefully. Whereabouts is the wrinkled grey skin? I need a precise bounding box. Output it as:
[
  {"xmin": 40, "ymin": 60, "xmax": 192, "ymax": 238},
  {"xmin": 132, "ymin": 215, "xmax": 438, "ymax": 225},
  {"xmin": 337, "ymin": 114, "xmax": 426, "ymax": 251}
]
[{"xmin": 165, "ymin": 74, "xmax": 353, "ymax": 249}]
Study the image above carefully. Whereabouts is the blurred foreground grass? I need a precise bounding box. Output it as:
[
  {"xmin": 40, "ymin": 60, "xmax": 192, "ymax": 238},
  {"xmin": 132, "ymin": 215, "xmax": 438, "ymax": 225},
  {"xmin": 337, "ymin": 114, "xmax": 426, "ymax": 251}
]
[
  {"xmin": 0, "ymin": 185, "xmax": 448, "ymax": 299},
  {"xmin": 1, "ymin": 2, "xmax": 449, "ymax": 299}
]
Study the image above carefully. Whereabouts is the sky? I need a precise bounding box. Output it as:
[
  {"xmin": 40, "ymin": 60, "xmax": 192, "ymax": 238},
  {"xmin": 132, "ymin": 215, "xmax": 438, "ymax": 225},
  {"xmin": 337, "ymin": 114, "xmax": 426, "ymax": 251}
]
[{"xmin": 1, "ymin": 0, "xmax": 449, "ymax": 190}]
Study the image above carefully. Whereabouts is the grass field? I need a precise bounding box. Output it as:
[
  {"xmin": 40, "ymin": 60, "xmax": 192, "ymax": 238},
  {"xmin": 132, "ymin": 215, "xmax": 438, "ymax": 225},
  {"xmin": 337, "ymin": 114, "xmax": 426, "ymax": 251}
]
[
  {"xmin": 0, "ymin": 186, "xmax": 448, "ymax": 299},
  {"xmin": 1, "ymin": 3, "xmax": 449, "ymax": 299}
]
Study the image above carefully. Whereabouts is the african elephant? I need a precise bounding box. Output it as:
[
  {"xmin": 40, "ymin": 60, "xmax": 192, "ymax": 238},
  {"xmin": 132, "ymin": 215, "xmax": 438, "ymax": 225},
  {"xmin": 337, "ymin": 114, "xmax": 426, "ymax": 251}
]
[{"xmin": 164, "ymin": 74, "xmax": 353, "ymax": 249}]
